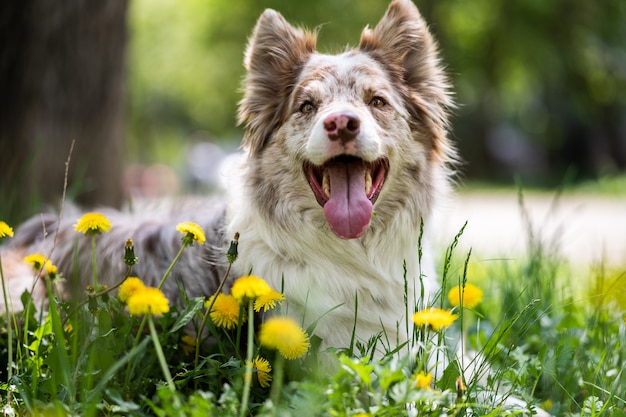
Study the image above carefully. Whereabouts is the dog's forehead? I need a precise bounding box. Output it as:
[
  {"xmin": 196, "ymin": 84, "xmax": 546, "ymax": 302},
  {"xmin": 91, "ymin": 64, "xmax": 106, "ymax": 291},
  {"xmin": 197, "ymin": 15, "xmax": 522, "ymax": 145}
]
[{"xmin": 297, "ymin": 52, "xmax": 392, "ymax": 93}]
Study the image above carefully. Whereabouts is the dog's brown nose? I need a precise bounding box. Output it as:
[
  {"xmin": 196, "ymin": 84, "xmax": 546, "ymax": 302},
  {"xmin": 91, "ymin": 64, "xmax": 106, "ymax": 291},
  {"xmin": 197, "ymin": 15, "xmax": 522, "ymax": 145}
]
[{"xmin": 324, "ymin": 113, "xmax": 360, "ymax": 142}]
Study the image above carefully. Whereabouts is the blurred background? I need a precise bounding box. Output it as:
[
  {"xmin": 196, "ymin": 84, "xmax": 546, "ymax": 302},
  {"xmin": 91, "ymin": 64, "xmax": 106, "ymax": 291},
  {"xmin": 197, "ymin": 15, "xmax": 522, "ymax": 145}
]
[{"xmin": 1, "ymin": 0, "xmax": 625, "ymax": 262}]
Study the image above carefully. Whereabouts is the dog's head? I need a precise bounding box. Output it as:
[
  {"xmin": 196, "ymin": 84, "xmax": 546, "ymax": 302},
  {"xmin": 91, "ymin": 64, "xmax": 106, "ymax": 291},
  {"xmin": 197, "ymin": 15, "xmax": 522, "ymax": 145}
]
[{"xmin": 238, "ymin": 0, "xmax": 454, "ymax": 240}]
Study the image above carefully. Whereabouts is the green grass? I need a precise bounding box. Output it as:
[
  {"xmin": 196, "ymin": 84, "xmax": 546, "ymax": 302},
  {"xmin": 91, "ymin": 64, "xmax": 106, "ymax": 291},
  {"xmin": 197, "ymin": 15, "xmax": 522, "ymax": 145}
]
[
  {"xmin": 0, "ymin": 215, "xmax": 624, "ymax": 417},
  {"xmin": 459, "ymin": 173, "xmax": 626, "ymax": 197}
]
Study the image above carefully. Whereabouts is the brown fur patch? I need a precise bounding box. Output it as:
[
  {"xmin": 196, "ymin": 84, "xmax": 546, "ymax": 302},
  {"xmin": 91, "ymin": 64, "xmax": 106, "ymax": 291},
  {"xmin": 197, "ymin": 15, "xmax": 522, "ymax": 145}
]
[
  {"xmin": 238, "ymin": 10, "xmax": 318, "ymax": 156},
  {"xmin": 359, "ymin": 0, "xmax": 454, "ymax": 161}
]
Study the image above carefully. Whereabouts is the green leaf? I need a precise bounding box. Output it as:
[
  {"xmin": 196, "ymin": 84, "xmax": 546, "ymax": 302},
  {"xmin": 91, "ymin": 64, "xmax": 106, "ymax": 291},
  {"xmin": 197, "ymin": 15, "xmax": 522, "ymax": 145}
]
[
  {"xmin": 28, "ymin": 316, "xmax": 53, "ymax": 353},
  {"xmin": 87, "ymin": 337, "xmax": 150, "ymax": 403},
  {"xmin": 169, "ymin": 297, "xmax": 205, "ymax": 333},
  {"xmin": 105, "ymin": 388, "xmax": 141, "ymax": 412},
  {"xmin": 436, "ymin": 359, "xmax": 460, "ymax": 392}
]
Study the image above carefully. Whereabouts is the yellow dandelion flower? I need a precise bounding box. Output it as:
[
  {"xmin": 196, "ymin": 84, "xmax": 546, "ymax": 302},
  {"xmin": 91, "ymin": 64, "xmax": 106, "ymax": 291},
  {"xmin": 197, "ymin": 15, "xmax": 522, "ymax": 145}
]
[
  {"xmin": 24, "ymin": 253, "xmax": 47, "ymax": 270},
  {"xmin": 414, "ymin": 371, "xmax": 433, "ymax": 389},
  {"xmin": 118, "ymin": 277, "xmax": 146, "ymax": 303},
  {"xmin": 126, "ymin": 287, "xmax": 170, "ymax": 316},
  {"xmin": 0, "ymin": 221, "xmax": 14, "ymax": 239},
  {"xmin": 258, "ymin": 316, "xmax": 310, "ymax": 360},
  {"xmin": 244, "ymin": 356, "xmax": 273, "ymax": 388},
  {"xmin": 23, "ymin": 253, "xmax": 57, "ymax": 277},
  {"xmin": 254, "ymin": 289, "xmax": 285, "ymax": 313},
  {"xmin": 205, "ymin": 293, "xmax": 246, "ymax": 329},
  {"xmin": 413, "ymin": 307, "xmax": 458, "ymax": 331},
  {"xmin": 448, "ymin": 283, "xmax": 483, "ymax": 308},
  {"xmin": 176, "ymin": 221, "xmax": 206, "ymax": 246},
  {"xmin": 542, "ymin": 399, "xmax": 554, "ymax": 412},
  {"xmin": 44, "ymin": 262, "xmax": 57, "ymax": 278},
  {"xmin": 231, "ymin": 275, "xmax": 272, "ymax": 303},
  {"xmin": 74, "ymin": 212, "xmax": 112, "ymax": 235}
]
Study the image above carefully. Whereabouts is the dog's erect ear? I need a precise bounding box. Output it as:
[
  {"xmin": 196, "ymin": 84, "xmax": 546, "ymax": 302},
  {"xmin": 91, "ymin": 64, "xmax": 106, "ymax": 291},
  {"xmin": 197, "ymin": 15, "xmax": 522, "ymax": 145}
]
[
  {"xmin": 238, "ymin": 10, "xmax": 317, "ymax": 156},
  {"xmin": 359, "ymin": 0, "xmax": 448, "ymax": 93},
  {"xmin": 359, "ymin": 0, "xmax": 453, "ymax": 158}
]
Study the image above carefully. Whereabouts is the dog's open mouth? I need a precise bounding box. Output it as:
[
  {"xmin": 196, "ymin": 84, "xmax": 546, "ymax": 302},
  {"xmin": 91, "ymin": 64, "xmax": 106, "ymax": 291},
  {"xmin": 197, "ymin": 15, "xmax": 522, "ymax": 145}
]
[{"xmin": 304, "ymin": 155, "xmax": 388, "ymax": 239}]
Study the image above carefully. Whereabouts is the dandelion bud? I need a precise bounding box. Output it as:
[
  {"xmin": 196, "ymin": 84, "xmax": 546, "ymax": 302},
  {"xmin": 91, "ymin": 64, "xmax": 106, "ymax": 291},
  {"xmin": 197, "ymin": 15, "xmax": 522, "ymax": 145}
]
[
  {"xmin": 124, "ymin": 238, "xmax": 139, "ymax": 266},
  {"xmin": 100, "ymin": 285, "xmax": 110, "ymax": 302},
  {"xmin": 88, "ymin": 295, "xmax": 98, "ymax": 313},
  {"xmin": 227, "ymin": 232, "xmax": 239, "ymax": 264}
]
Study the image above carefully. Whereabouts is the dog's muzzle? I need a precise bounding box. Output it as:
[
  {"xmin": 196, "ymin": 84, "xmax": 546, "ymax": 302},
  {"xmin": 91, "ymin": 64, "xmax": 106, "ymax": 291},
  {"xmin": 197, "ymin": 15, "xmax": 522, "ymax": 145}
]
[{"xmin": 304, "ymin": 155, "xmax": 388, "ymax": 239}]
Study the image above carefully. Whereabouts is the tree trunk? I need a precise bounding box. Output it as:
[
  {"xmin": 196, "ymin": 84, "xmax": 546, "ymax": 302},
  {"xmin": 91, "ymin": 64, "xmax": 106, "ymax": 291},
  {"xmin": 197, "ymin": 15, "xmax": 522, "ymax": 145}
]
[{"xmin": 0, "ymin": 0, "xmax": 128, "ymax": 223}]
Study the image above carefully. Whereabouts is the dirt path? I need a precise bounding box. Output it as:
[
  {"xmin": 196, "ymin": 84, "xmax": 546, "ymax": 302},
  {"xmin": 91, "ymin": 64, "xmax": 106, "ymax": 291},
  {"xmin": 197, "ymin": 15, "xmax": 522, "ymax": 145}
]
[{"xmin": 435, "ymin": 190, "xmax": 626, "ymax": 266}]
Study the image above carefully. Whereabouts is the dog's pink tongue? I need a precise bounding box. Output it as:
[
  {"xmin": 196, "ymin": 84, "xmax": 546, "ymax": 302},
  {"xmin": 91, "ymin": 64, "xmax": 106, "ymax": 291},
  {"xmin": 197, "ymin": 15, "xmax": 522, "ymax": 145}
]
[{"xmin": 323, "ymin": 162, "xmax": 372, "ymax": 239}]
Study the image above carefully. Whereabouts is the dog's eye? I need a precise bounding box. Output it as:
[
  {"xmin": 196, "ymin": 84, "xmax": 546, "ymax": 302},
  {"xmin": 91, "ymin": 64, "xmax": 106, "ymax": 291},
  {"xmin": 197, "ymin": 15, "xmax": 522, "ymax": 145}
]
[
  {"xmin": 299, "ymin": 101, "xmax": 315, "ymax": 114},
  {"xmin": 369, "ymin": 97, "xmax": 387, "ymax": 109}
]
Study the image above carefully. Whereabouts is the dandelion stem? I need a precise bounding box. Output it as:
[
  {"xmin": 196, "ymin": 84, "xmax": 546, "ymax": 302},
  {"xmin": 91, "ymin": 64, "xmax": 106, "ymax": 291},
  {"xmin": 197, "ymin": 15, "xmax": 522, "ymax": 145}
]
[
  {"xmin": 157, "ymin": 244, "xmax": 186, "ymax": 290},
  {"xmin": 239, "ymin": 301, "xmax": 255, "ymax": 417},
  {"xmin": 192, "ymin": 309, "xmax": 223, "ymax": 392},
  {"xmin": 194, "ymin": 258, "xmax": 234, "ymax": 371},
  {"xmin": 125, "ymin": 315, "xmax": 148, "ymax": 385},
  {"xmin": 62, "ymin": 275, "xmax": 132, "ymax": 326},
  {"xmin": 148, "ymin": 315, "xmax": 181, "ymax": 407},
  {"xmin": 74, "ymin": 316, "xmax": 96, "ymax": 400},
  {"xmin": 0, "ymin": 254, "xmax": 14, "ymax": 404},
  {"xmin": 234, "ymin": 304, "xmax": 245, "ymax": 361},
  {"xmin": 269, "ymin": 354, "xmax": 285, "ymax": 407},
  {"xmin": 195, "ymin": 309, "xmax": 211, "ymax": 364},
  {"xmin": 90, "ymin": 235, "xmax": 98, "ymax": 289}
]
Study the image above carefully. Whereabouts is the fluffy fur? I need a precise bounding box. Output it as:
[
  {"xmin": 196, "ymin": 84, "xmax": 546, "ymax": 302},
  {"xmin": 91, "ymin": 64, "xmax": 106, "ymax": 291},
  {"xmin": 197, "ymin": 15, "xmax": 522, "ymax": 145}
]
[{"xmin": 1, "ymin": 0, "xmax": 455, "ymax": 356}]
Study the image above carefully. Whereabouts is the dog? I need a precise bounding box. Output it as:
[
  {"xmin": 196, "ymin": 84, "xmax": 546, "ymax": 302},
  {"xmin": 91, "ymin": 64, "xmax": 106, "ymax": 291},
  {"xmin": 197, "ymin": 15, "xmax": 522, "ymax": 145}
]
[
  {"xmin": 1, "ymin": 3, "xmax": 555, "ymax": 414},
  {"xmin": 1, "ymin": 0, "xmax": 454, "ymax": 358}
]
